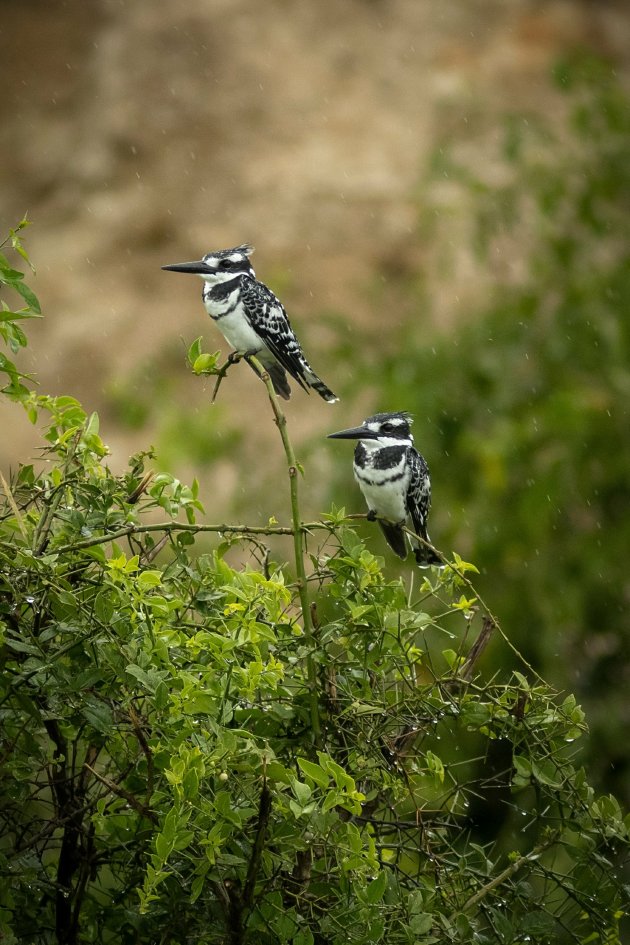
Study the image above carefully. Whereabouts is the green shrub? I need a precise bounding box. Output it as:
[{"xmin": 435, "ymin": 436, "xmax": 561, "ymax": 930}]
[{"xmin": 1, "ymin": 229, "xmax": 628, "ymax": 944}]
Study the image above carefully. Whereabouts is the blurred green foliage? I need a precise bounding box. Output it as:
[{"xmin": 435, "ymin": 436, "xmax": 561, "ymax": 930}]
[
  {"xmin": 326, "ymin": 56, "xmax": 630, "ymax": 801},
  {"xmin": 106, "ymin": 344, "xmax": 242, "ymax": 471}
]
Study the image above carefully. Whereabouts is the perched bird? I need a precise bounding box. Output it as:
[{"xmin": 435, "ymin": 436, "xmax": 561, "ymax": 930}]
[
  {"xmin": 328, "ymin": 411, "xmax": 441, "ymax": 566},
  {"xmin": 162, "ymin": 244, "xmax": 338, "ymax": 403}
]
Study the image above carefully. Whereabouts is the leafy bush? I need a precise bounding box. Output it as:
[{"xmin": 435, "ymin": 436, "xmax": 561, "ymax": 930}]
[{"xmin": 1, "ymin": 229, "xmax": 628, "ymax": 943}]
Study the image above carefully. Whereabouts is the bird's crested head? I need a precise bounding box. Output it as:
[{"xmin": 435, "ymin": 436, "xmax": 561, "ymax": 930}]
[
  {"xmin": 162, "ymin": 244, "xmax": 255, "ymax": 283},
  {"xmin": 328, "ymin": 411, "xmax": 414, "ymax": 448}
]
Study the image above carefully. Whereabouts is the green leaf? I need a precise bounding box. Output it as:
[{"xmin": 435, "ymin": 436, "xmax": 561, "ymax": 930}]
[
  {"xmin": 297, "ymin": 757, "xmax": 330, "ymax": 788},
  {"xmin": 187, "ymin": 336, "xmax": 203, "ymax": 364},
  {"xmin": 442, "ymin": 648, "xmax": 464, "ymax": 670},
  {"xmin": 346, "ymin": 822, "xmax": 361, "ymax": 854},
  {"xmin": 292, "ymin": 929, "xmax": 314, "ymax": 945},
  {"xmin": 13, "ymin": 281, "xmax": 41, "ymax": 313},
  {"xmin": 409, "ymin": 913, "xmax": 433, "ymax": 935},
  {"xmin": 321, "ymin": 789, "xmax": 342, "ymax": 813},
  {"xmin": 425, "ymin": 750, "xmax": 445, "ymax": 784},
  {"xmin": 0, "ymin": 254, "xmax": 24, "ymax": 282},
  {"xmin": 365, "ymin": 871, "xmax": 387, "ymax": 903},
  {"xmin": 291, "ymin": 779, "xmax": 312, "ymax": 806},
  {"xmin": 531, "ymin": 759, "xmax": 563, "ymax": 788},
  {"xmin": 138, "ymin": 569, "xmax": 163, "ymax": 588},
  {"xmin": 155, "ymin": 832, "xmax": 173, "ymax": 862},
  {"xmin": 513, "ymin": 755, "xmax": 532, "ymax": 779},
  {"xmin": 317, "ymin": 752, "xmax": 355, "ymax": 791},
  {"xmin": 193, "ymin": 352, "xmax": 219, "ymax": 374},
  {"xmin": 162, "ymin": 807, "xmax": 180, "ymax": 842},
  {"xmin": 81, "ymin": 701, "xmax": 113, "ymax": 734},
  {"xmin": 183, "ymin": 691, "xmax": 217, "ymax": 715},
  {"xmin": 0, "ymin": 308, "xmax": 41, "ymax": 323}
]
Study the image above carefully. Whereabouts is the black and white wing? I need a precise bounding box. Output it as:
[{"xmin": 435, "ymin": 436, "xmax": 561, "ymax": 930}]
[
  {"xmin": 239, "ymin": 277, "xmax": 338, "ymax": 403},
  {"xmin": 239, "ymin": 277, "xmax": 310, "ymax": 390},
  {"xmin": 406, "ymin": 447, "xmax": 441, "ymax": 566}
]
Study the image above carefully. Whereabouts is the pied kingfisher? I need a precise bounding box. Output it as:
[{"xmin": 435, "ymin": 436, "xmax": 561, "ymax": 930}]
[
  {"xmin": 162, "ymin": 244, "xmax": 338, "ymax": 403},
  {"xmin": 328, "ymin": 411, "xmax": 442, "ymax": 566}
]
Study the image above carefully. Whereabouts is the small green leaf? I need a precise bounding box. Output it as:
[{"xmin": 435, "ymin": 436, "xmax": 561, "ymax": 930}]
[
  {"xmin": 292, "ymin": 929, "xmax": 314, "ymax": 945},
  {"xmin": 138, "ymin": 570, "xmax": 163, "ymax": 588},
  {"xmin": 193, "ymin": 352, "xmax": 219, "ymax": 374},
  {"xmin": 291, "ymin": 779, "xmax": 312, "ymax": 806},
  {"xmin": 155, "ymin": 832, "xmax": 173, "ymax": 862},
  {"xmin": 409, "ymin": 913, "xmax": 433, "ymax": 935},
  {"xmin": 425, "ymin": 750, "xmax": 445, "ymax": 784},
  {"xmin": 365, "ymin": 871, "xmax": 387, "ymax": 904},
  {"xmin": 442, "ymin": 648, "xmax": 464, "ymax": 670},
  {"xmin": 297, "ymin": 757, "xmax": 330, "ymax": 788},
  {"xmin": 81, "ymin": 701, "xmax": 113, "ymax": 734},
  {"xmin": 0, "ymin": 308, "xmax": 41, "ymax": 322},
  {"xmin": 13, "ymin": 281, "xmax": 41, "ymax": 313},
  {"xmin": 513, "ymin": 755, "xmax": 532, "ymax": 779},
  {"xmin": 187, "ymin": 336, "xmax": 203, "ymax": 364}
]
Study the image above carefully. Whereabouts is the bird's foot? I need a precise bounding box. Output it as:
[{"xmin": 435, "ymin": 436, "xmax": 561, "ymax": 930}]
[
  {"xmin": 366, "ymin": 509, "xmax": 377, "ymax": 522},
  {"xmin": 229, "ymin": 347, "xmax": 259, "ymax": 362},
  {"xmin": 226, "ymin": 349, "xmax": 246, "ymax": 365}
]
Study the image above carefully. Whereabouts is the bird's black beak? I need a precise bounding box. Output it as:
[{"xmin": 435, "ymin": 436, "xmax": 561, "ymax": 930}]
[
  {"xmin": 162, "ymin": 260, "xmax": 212, "ymax": 275},
  {"xmin": 327, "ymin": 425, "xmax": 376, "ymax": 441}
]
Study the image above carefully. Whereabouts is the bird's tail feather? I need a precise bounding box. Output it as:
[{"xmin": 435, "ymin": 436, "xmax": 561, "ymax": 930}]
[
  {"xmin": 413, "ymin": 540, "xmax": 443, "ymax": 568},
  {"xmin": 377, "ymin": 521, "xmax": 408, "ymax": 560},
  {"xmin": 304, "ymin": 367, "xmax": 338, "ymax": 403}
]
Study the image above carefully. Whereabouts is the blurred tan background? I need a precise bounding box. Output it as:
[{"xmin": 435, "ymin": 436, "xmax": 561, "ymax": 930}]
[{"xmin": 1, "ymin": 0, "xmax": 629, "ymax": 517}]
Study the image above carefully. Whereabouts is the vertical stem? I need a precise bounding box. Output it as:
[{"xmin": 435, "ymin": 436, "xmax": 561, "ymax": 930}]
[
  {"xmin": 33, "ymin": 432, "xmax": 80, "ymax": 556},
  {"xmin": 249, "ymin": 357, "xmax": 321, "ymax": 746}
]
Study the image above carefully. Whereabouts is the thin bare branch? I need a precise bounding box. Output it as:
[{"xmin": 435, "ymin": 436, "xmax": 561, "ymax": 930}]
[{"xmin": 83, "ymin": 763, "xmax": 157, "ymax": 824}]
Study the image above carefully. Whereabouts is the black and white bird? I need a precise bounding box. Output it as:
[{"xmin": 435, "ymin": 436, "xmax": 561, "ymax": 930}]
[
  {"xmin": 328, "ymin": 411, "xmax": 442, "ymax": 566},
  {"xmin": 162, "ymin": 244, "xmax": 338, "ymax": 403}
]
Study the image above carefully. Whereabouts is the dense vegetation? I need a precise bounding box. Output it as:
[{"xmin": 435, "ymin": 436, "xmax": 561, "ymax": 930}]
[{"xmin": 1, "ymin": 193, "xmax": 628, "ymax": 943}]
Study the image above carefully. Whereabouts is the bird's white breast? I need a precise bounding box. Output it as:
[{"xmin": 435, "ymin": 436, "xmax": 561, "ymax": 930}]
[
  {"xmin": 354, "ymin": 456, "xmax": 410, "ymax": 524},
  {"xmin": 203, "ymin": 293, "xmax": 263, "ymax": 354}
]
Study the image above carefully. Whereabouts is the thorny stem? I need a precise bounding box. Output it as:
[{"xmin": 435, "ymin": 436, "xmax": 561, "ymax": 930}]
[
  {"xmin": 403, "ymin": 524, "xmax": 544, "ymax": 683},
  {"xmin": 448, "ymin": 834, "xmax": 558, "ymax": 921},
  {"xmin": 242, "ymin": 773, "xmax": 272, "ymax": 909},
  {"xmin": 83, "ymin": 763, "xmax": 157, "ymax": 824},
  {"xmin": 50, "ymin": 515, "xmax": 367, "ymax": 556},
  {"xmin": 248, "ymin": 355, "xmax": 322, "ymax": 747},
  {"xmin": 53, "ymin": 521, "xmax": 307, "ymax": 555},
  {"xmin": 32, "ymin": 432, "xmax": 80, "ymax": 556},
  {"xmin": 210, "ymin": 350, "xmax": 244, "ymax": 403}
]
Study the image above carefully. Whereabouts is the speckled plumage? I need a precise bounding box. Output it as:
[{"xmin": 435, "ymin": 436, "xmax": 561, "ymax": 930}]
[
  {"xmin": 328, "ymin": 411, "xmax": 441, "ymax": 566},
  {"xmin": 163, "ymin": 244, "xmax": 338, "ymax": 403}
]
